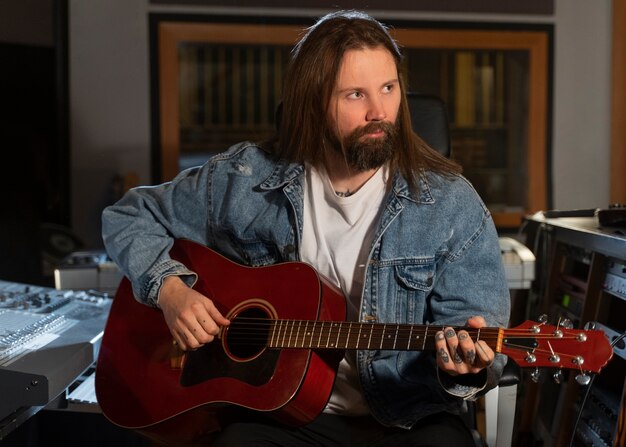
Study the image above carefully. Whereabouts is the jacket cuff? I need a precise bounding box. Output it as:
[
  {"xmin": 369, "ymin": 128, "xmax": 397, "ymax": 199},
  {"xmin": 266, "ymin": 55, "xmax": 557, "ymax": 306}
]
[
  {"xmin": 436, "ymin": 368, "xmax": 487, "ymax": 400},
  {"xmin": 436, "ymin": 353, "xmax": 507, "ymax": 400},
  {"xmin": 139, "ymin": 259, "xmax": 198, "ymax": 308}
]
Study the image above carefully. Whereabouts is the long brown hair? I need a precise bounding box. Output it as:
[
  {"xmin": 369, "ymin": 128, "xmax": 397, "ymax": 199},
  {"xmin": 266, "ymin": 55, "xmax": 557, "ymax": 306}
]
[{"xmin": 271, "ymin": 10, "xmax": 461, "ymax": 190}]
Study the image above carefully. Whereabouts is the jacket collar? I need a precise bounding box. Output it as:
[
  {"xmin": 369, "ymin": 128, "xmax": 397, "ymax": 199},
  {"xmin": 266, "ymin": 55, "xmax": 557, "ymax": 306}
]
[
  {"xmin": 260, "ymin": 159, "xmax": 435, "ymax": 205},
  {"xmin": 391, "ymin": 169, "xmax": 435, "ymax": 205},
  {"xmin": 259, "ymin": 158, "xmax": 304, "ymax": 190}
]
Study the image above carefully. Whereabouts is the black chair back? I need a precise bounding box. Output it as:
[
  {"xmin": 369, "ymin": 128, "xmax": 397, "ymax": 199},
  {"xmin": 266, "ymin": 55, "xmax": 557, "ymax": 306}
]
[{"xmin": 406, "ymin": 92, "xmax": 451, "ymax": 158}]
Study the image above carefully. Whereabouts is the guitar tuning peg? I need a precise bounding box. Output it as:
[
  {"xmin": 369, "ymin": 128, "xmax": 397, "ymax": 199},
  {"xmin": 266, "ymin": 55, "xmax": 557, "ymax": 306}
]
[
  {"xmin": 584, "ymin": 321, "xmax": 597, "ymax": 330},
  {"xmin": 531, "ymin": 368, "xmax": 541, "ymax": 383},
  {"xmin": 549, "ymin": 353, "xmax": 561, "ymax": 363},
  {"xmin": 538, "ymin": 314, "xmax": 548, "ymax": 324},
  {"xmin": 525, "ymin": 352, "xmax": 537, "ymax": 364},
  {"xmin": 575, "ymin": 373, "xmax": 591, "ymax": 386},
  {"xmin": 553, "ymin": 328, "xmax": 563, "ymax": 338},
  {"xmin": 572, "ymin": 355, "xmax": 584, "ymax": 366},
  {"xmin": 560, "ymin": 318, "xmax": 574, "ymax": 330},
  {"xmin": 553, "ymin": 370, "xmax": 563, "ymax": 384}
]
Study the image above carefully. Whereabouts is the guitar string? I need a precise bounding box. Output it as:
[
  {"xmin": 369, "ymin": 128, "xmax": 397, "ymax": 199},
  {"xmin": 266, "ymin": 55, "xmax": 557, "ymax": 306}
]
[
  {"xmin": 218, "ymin": 337, "xmax": 590, "ymax": 364},
  {"xmin": 214, "ymin": 319, "xmax": 598, "ymax": 368},
  {"xmin": 224, "ymin": 321, "xmax": 502, "ymax": 337},
  {"xmin": 221, "ymin": 320, "xmax": 593, "ymax": 362},
  {"xmin": 221, "ymin": 331, "xmax": 578, "ymax": 342},
  {"xmin": 220, "ymin": 331, "xmax": 593, "ymax": 369},
  {"xmin": 224, "ymin": 317, "xmax": 585, "ymax": 339},
  {"xmin": 224, "ymin": 321, "xmax": 583, "ymax": 338}
]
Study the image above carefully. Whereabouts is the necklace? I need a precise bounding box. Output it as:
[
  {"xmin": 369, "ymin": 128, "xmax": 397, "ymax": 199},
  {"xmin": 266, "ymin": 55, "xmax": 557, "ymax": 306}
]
[{"xmin": 335, "ymin": 190, "xmax": 353, "ymax": 198}]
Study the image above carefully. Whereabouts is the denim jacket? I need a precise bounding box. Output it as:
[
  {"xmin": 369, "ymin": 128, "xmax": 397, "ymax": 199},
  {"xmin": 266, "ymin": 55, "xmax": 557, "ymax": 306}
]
[{"xmin": 102, "ymin": 142, "xmax": 510, "ymax": 429}]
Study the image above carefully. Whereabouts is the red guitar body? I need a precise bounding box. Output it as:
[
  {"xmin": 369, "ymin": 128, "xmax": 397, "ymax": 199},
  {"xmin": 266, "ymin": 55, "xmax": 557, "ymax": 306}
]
[{"xmin": 95, "ymin": 239, "xmax": 346, "ymax": 444}]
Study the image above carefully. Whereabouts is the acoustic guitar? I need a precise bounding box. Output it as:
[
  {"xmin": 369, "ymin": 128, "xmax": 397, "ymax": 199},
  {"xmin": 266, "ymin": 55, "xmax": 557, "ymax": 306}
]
[{"xmin": 95, "ymin": 239, "xmax": 613, "ymax": 444}]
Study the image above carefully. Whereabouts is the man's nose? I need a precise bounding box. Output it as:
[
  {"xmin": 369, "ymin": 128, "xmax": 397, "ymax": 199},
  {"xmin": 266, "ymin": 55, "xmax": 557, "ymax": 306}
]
[{"xmin": 366, "ymin": 97, "xmax": 387, "ymax": 121}]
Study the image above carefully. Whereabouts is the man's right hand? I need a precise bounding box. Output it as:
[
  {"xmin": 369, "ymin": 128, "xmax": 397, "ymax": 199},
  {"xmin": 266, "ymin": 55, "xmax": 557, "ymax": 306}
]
[{"xmin": 158, "ymin": 276, "xmax": 230, "ymax": 351}]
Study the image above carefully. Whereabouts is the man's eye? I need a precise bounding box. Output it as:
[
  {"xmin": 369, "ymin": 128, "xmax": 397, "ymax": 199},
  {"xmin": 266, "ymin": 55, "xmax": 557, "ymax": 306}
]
[{"xmin": 348, "ymin": 91, "xmax": 363, "ymax": 99}]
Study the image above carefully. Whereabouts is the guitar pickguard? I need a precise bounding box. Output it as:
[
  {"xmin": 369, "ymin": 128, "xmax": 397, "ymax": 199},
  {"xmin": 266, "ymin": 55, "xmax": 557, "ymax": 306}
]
[{"xmin": 181, "ymin": 342, "xmax": 280, "ymax": 387}]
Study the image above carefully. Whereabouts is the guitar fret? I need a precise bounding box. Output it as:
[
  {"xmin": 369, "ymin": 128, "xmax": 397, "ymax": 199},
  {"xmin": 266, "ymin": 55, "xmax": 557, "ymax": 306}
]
[
  {"xmin": 309, "ymin": 321, "xmax": 316, "ymax": 348},
  {"xmin": 268, "ymin": 320, "xmax": 275, "ymax": 347},
  {"xmin": 380, "ymin": 324, "xmax": 386, "ymax": 349},
  {"xmin": 422, "ymin": 326, "xmax": 428, "ymax": 350},
  {"xmin": 286, "ymin": 320, "xmax": 293, "ymax": 348},
  {"xmin": 287, "ymin": 321, "xmax": 294, "ymax": 347},
  {"xmin": 346, "ymin": 322, "xmax": 353, "ymax": 349},
  {"xmin": 274, "ymin": 320, "xmax": 282, "ymax": 348},
  {"xmin": 295, "ymin": 321, "xmax": 302, "ymax": 348},
  {"xmin": 281, "ymin": 320, "xmax": 288, "ymax": 347},
  {"xmin": 333, "ymin": 323, "xmax": 341, "ymax": 348},
  {"xmin": 357, "ymin": 324, "xmax": 363, "ymax": 349},
  {"xmin": 317, "ymin": 321, "xmax": 324, "ymax": 348},
  {"xmin": 393, "ymin": 324, "xmax": 399, "ymax": 350},
  {"xmin": 275, "ymin": 320, "xmax": 282, "ymax": 347},
  {"xmin": 367, "ymin": 325, "xmax": 373, "ymax": 350},
  {"xmin": 325, "ymin": 323, "xmax": 332, "ymax": 348},
  {"xmin": 271, "ymin": 320, "xmax": 278, "ymax": 348},
  {"xmin": 302, "ymin": 321, "xmax": 309, "ymax": 348},
  {"xmin": 407, "ymin": 325, "xmax": 413, "ymax": 350}
]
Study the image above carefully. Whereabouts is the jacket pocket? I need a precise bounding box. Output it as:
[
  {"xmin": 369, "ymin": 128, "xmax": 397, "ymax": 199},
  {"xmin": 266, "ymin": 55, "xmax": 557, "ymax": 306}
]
[
  {"xmin": 391, "ymin": 261, "xmax": 435, "ymax": 324},
  {"xmin": 392, "ymin": 261, "xmax": 441, "ymax": 384},
  {"xmin": 228, "ymin": 238, "xmax": 283, "ymax": 267},
  {"xmin": 395, "ymin": 262, "xmax": 435, "ymax": 291}
]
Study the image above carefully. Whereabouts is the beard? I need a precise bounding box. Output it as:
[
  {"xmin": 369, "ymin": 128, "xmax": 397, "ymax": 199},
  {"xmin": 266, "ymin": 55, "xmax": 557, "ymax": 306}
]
[{"xmin": 336, "ymin": 120, "xmax": 398, "ymax": 172}]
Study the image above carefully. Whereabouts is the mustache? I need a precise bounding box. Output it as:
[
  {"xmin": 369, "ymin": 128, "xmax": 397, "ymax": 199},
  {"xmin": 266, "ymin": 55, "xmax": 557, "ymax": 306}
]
[
  {"xmin": 342, "ymin": 120, "xmax": 398, "ymax": 172},
  {"xmin": 350, "ymin": 121, "xmax": 396, "ymax": 140}
]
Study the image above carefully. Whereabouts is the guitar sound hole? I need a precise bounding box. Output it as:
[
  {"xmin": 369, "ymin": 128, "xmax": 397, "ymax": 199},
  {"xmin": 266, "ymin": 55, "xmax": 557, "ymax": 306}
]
[
  {"xmin": 181, "ymin": 302, "xmax": 279, "ymax": 387},
  {"xmin": 225, "ymin": 307, "xmax": 270, "ymax": 360}
]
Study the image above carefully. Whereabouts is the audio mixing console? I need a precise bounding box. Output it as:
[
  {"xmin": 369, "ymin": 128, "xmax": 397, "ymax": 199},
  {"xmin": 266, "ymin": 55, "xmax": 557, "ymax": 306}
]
[{"xmin": 0, "ymin": 280, "xmax": 112, "ymax": 438}]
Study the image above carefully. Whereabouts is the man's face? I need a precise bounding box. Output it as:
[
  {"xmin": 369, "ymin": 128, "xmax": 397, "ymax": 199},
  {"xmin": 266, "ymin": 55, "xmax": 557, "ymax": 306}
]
[{"xmin": 328, "ymin": 46, "xmax": 402, "ymax": 171}]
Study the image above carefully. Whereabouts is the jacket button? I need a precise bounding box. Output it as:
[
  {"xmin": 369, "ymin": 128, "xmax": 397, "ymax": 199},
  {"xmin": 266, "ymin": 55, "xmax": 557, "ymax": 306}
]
[
  {"xmin": 284, "ymin": 244, "xmax": 295, "ymax": 255},
  {"xmin": 426, "ymin": 276, "xmax": 433, "ymax": 287}
]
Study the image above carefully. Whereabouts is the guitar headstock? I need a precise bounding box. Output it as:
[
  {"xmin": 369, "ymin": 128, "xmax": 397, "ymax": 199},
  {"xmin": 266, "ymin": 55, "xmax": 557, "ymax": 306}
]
[{"xmin": 501, "ymin": 320, "xmax": 613, "ymax": 375}]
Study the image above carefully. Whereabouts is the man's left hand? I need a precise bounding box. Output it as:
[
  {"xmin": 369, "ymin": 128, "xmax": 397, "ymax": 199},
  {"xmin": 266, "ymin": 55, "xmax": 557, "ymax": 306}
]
[{"xmin": 434, "ymin": 316, "xmax": 495, "ymax": 375}]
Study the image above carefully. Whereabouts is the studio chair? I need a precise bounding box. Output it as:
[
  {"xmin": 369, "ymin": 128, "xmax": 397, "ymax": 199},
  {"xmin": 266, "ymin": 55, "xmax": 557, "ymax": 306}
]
[
  {"xmin": 407, "ymin": 92, "xmax": 452, "ymax": 157},
  {"xmin": 407, "ymin": 91, "xmax": 521, "ymax": 447}
]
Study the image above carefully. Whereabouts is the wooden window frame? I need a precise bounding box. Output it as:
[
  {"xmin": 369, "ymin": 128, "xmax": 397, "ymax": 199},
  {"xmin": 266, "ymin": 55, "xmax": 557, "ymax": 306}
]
[
  {"xmin": 155, "ymin": 21, "xmax": 550, "ymax": 228},
  {"xmin": 391, "ymin": 28, "xmax": 549, "ymax": 227}
]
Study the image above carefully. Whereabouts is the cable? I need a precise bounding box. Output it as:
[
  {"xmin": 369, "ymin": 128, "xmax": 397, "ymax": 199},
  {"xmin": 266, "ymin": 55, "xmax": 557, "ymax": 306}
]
[{"xmin": 568, "ymin": 330, "xmax": 626, "ymax": 447}]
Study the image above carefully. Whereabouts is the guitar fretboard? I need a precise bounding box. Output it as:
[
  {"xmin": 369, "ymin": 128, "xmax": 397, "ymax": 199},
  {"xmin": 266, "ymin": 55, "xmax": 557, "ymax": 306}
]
[{"xmin": 262, "ymin": 320, "xmax": 502, "ymax": 352}]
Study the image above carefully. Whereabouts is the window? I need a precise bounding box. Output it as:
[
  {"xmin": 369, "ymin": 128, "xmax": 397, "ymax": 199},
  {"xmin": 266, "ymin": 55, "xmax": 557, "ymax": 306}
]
[{"xmin": 152, "ymin": 18, "xmax": 551, "ymax": 228}]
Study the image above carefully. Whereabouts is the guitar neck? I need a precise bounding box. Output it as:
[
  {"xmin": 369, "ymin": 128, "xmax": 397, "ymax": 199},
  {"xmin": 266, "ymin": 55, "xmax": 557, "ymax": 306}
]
[{"xmin": 264, "ymin": 319, "xmax": 503, "ymax": 352}]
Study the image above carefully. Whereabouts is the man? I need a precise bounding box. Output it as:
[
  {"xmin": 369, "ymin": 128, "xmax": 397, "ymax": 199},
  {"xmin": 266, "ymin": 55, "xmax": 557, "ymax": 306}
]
[{"xmin": 102, "ymin": 10, "xmax": 510, "ymax": 446}]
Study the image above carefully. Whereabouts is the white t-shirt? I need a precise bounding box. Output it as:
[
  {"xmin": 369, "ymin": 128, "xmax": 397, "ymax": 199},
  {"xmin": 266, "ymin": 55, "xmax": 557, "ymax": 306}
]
[{"xmin": 300, "ymin": 163, "xmax": 388, "ymax": 416}]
